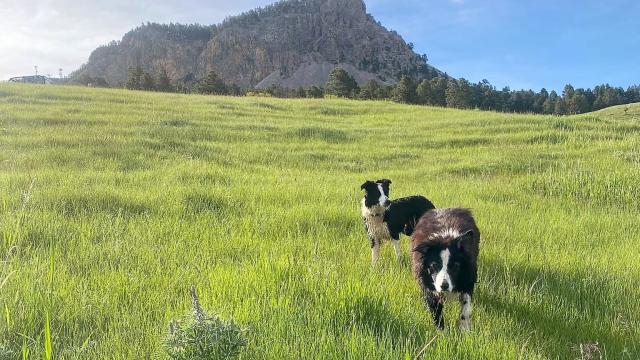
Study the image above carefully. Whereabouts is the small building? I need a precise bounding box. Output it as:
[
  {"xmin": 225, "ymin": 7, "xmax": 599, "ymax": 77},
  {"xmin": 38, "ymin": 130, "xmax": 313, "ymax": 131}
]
[{"xmin": 8, "ymin": 75, "xmax": 53, "ymax": 84}]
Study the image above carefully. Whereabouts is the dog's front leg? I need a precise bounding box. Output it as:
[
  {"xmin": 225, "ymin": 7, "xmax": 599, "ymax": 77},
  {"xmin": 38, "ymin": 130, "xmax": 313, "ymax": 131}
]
[
  {"xmin": 424, "ymin": 291, "xmax": 445, "ymax": 330},
  {"xmin": 391, "ymin": 239, "xmax": 402, "ymax": 261},
  {"xmin": 458, "ymin": 293, "xmax": 472, "ymax": 331},
  {"xmin": 371, "ymin": 241, "xmax": 380, "ymax": 265},
  {"xmin": 388, "ymin": 229, "xmax": 402, "ymax": 261}
]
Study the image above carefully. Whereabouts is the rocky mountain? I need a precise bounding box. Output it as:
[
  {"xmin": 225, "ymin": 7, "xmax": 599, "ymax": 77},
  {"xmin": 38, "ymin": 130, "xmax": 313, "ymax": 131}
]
[{"xmin": 73, "ymin": 0, "xmax": 441, "ymax": 89}]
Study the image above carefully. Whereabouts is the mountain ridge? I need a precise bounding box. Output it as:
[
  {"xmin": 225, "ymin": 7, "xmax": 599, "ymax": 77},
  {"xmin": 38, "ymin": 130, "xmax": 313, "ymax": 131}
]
[{"xmin": 73, "ymin": 0, "xmax": 441, "ymax": 89}]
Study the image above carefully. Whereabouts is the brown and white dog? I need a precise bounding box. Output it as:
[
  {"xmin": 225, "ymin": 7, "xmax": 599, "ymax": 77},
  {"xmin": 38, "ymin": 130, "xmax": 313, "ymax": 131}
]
[{"xmin": 411, "ymin": 208, "xmax": 480, "ymax": 331}]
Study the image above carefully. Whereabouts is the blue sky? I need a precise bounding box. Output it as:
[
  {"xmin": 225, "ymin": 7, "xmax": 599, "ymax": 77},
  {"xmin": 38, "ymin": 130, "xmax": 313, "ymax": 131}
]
[
  {"xmin": 368, "ymin": 0, "xmax": 640, "ymax": 91},
  {"xmin": 1, "ymin": 0, "xmax": 638, "ymax": 91}
]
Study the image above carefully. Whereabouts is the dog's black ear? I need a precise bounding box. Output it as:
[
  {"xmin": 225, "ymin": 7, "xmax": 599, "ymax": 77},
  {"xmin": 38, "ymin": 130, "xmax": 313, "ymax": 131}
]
[
  {"xmin": 360, "ymin": 181, "xmax": 375, "ymax": 190},
  {"xmin": 456, "ymin": 230, "xmax": 474, "ymax": 250},
  {"xmin": 376, "ymin": 179, "xmax": 392, "ymax": 185}
]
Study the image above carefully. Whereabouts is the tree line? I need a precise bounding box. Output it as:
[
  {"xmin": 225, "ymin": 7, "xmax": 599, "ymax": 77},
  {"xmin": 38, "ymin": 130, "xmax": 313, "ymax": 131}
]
[
  {"xmin": 117, "ymin": 66, "xmax": 640, "ymax": 115},
  {"xmin": 321, "ymin": 68, "xmax": 640, "ymax": 115},
  {"xmin": 122, "ymin": 67, "xmax": 243, "ymax": 95}
]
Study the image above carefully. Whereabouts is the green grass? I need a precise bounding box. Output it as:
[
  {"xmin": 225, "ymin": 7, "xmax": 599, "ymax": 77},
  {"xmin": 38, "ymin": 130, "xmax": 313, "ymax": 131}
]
[
  {"xmin": 595, "ymin": 102, "xmax": 640, "ymax": 120},
  {"xmin": 0, "ymin": 84, "xmax": 639, "ymax": 359}
]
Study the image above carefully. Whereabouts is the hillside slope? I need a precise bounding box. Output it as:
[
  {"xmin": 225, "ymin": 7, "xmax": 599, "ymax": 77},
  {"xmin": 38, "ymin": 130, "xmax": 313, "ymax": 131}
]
[
  {"xmin": 0, "ymin": 84, "xmax": 638, "ymax": 359},
  {"xmin": 73, "ymin": 0, "xmax": 439, "ymax": 88},
  {"xmin": 593, "ymin": 101, "xmax": 640, "ymax": 119}
]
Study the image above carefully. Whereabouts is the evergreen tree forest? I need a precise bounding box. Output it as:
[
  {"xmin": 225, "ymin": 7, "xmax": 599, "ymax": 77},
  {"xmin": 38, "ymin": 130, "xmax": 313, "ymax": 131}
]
[{"xmin": 112, "ymin": 66, "xmax": 640, "ymax": 115}]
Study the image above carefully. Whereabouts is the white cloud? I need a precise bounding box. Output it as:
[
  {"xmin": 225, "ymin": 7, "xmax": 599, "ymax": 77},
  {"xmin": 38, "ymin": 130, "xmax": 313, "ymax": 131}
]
[{"xmin": 0, "ymin": 0, "xmax": 274, "ymax": 80}]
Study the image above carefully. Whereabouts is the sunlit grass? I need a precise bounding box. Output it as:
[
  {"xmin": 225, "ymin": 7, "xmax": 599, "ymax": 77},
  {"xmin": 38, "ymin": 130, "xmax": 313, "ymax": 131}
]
[{"xmin": 0, "ymin": 84, "xmax": 639, "ymax": 359}]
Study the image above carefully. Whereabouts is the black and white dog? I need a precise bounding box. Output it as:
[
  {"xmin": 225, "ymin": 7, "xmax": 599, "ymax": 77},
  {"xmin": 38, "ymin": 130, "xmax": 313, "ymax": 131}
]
[
  {"xmin": 360, "ymin": 179, "xmax": 436, "ymax": 264},
  {"xmin": 411, "ymin": 208, "xmax": 480, "ymax": 331}
]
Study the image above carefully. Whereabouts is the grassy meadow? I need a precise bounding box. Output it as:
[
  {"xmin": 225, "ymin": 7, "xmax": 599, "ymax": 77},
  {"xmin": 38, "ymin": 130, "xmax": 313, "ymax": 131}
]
[{"xmin": 0, "ymin": 84, "xmax": 639, "ymax": 359}]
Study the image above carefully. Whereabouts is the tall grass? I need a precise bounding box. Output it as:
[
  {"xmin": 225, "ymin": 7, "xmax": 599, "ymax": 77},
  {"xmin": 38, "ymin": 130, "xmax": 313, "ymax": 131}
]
[{"xmin": 0, "ymin": 84, "xmax": 638, "ymax": 359}]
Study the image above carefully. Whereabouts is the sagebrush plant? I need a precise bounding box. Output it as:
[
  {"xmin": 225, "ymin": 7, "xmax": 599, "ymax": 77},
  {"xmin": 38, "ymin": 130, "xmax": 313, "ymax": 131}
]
[{"xmin": 164, "ymin": 286, "xmax": 247, "ymax": 360}]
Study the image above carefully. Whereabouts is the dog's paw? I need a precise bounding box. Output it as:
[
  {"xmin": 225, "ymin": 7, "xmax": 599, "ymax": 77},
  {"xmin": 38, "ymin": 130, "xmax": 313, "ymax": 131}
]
[{"xmin": 458, "ymin": 320, "xmax": 471, "ymax": 332}]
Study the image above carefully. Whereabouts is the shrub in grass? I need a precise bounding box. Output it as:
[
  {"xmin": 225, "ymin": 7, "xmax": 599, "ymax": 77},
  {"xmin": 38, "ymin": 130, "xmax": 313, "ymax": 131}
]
[{"xmin": 164, "ymin": 286, "xmax": 247, "ymax": 360}]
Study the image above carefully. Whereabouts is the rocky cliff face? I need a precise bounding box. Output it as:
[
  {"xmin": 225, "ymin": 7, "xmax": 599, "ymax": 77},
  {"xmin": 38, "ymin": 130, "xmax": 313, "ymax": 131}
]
[{"xmin": 74, "ymin": 0, "xmax": 440, "ymax": 88}]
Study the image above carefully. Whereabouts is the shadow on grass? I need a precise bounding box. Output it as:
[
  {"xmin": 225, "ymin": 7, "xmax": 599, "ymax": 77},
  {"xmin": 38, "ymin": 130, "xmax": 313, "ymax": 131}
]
[
  {"xmin": 290, "ymin": 127, "xmax": 351, "ymax": 143},
  {"xmin": 252, "ymin": 102, "xmax": 287, "ymax": 112},
  {"xmin": 419, "ymin": 137, "xmax": 493, "ymax": 149},
  {"xmin": 309, "ymin": 106, "xmax": 357, "ymax": 117},
  {"xmin": 478, "ymin": 257, "xmax": 639, "ymax": 359},
  {"xmin": 331, "ymin": 293, "xmax": 430, "ymax": 349},
  {"xmin": 161, "ymin": 119, "xmax": 194, "ymax": 127},
  {"xmin": 182, "ymin": 192, "xmax": 243, "ymax": 216},
  {"xmin": 56, "ymin": 193, "xmax": 150, "ymax": 216}
]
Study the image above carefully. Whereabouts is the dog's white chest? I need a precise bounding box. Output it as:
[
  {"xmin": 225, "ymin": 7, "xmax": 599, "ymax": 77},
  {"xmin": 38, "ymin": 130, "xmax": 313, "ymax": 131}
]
[
  {"xmin": 365, "ymin": 216, "xmax": 391, "ymax": 242},
  {"xmin": 361, "ymin": 203, "xmax": 391, "ymax": 243}
]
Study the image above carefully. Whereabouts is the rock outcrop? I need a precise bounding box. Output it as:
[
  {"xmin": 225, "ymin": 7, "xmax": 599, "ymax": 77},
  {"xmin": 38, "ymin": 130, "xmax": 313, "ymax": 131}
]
[{"xmin": 73, "ymin": 0, "xmax": 440, "ymax": 88}]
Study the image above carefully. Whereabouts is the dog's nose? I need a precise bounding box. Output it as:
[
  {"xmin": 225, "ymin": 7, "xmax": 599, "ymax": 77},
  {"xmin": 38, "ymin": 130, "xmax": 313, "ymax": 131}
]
[{"xmin": 441, "ymin": 282, "xmax": 450, "ymax": 291}]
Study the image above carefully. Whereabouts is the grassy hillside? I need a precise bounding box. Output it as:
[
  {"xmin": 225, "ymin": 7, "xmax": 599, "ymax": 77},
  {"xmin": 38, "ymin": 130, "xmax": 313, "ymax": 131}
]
[
  {"xmin": 595, "ymin": 102, "xmax": 640, "ymax": 119},
  {"xmin": 0, "ymin": 84, "xmax": 639, "ymax": 359}
]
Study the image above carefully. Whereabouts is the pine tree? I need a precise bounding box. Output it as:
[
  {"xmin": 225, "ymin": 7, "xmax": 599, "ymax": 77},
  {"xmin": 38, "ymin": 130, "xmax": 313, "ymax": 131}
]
[
  {"xmin": 306, "ymin": 86, "xmax": 324, "ymax": 98},
  {"xmin": 325, "ymin": 68, "xmax": 359, "ymax": 98},
  {"xmin": 198, "ymin": 70, "xmax": 227, "ymax": 95},
  {"xmin": 567, "ymin": 89, "xmax": 590, "ymax": 114},
  {"xmin": 543, "ymin": 91, "xmax": 558, "ymax": 114},
  {"xmin": 125, "ymin": 67, "xmax": 143, "ymax": 90},
  {"xmin": 627, "ymin": 85, "xmax": 640, "ymax": 103},
  {"xmin": 554, "ymin": 97, "xmax": 568, "ymax": 115},
  {"xmin": 227, "ymin": 83, "xmax": 242, "ymax": 96},
  {"xmin": 563, "ymin": 84, "xmax": 575, "ymax": 100},
  {"xmin": 376, "ymin": 85, "xmax": 393, "ymax": 100},
  {"xmin": 429, "ymin": 77, "xmax": 447, "ymax": 106},
  {"xmin": 156, "ymin": 69, "xmax": 173, "ymax": 92},
  {"xmin": 416, "ymin": 79, "xmax": 432, "ymax": 105},
  {"xmin": 359, "ymin": 80, "xmax": 380, "ymax": 100},
  {"xmin": 475, "ymin": 79, "xmax": 496, "ymax": 110},
  {"xmin": 534, "ymin": 88, "xmax": 549, "ymax": 114},
  {"xmin": 141, "ymin": 72, "xmax": 155, "ymax": 91},
  {"xmin": 445, "ymin": 79, "xmax": 460, "ymax": 108},
  {"xmin": 445, "ymin": 78, "xmax": 474, "ymax": 109},
  {"xmin": 392, "ymin": 75, "xmax": 416, "ymax": 104},
  {"xmin": 601, "ymin": 86, "xmax": 623, "ymax": 108},
  {"xmin": 265, "ymin": 84, "xmax": 288, "ymax": 98},
  {"xmin": 457, "ymin": 78, "xmax": 474, "ymax": 109}
]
